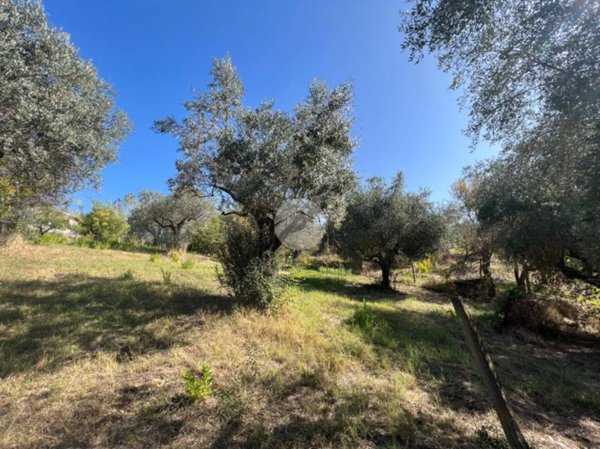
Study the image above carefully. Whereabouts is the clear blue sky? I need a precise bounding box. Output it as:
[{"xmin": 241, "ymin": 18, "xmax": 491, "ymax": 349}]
[{"xmin": 44, "ymin": 0, "xmax": 497, "ymax": 210}]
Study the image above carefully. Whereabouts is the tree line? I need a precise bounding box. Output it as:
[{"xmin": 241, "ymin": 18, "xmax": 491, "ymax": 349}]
[{"xmin": 2, "ymin": 0, "xmax": 598, "ymax": 310}]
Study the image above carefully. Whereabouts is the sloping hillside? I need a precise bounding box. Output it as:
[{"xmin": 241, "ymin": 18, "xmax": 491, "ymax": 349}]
[{"xmin": 0, "ymin": 244, "xmax": 598, "ymax": 448}]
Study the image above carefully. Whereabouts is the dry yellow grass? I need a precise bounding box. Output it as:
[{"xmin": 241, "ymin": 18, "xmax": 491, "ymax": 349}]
[{"xmin": 0, "ymin": 243, "xmax": 598, "ymax": 448}]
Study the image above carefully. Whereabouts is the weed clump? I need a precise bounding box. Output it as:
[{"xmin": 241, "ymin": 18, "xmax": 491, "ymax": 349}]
[
  {"xmin": 183, "ymin": 365, "xmax": 213, "ymax": 401},
  {"xmin": 121, "ymin": 269, "xmax": 134, "ymax": 280},
  {"xmin": 350, "ymin": 301, "xmax": 394, "ymax": 346},
  {"xmin": 169, "ymin": 250, "xmax": 182, "ymax": 263},
  {"xmin": 161, "ymin": 268, "xmax": 173, "ymax": 285},
  {"xmin": 181, "ymin": 259, "xmax": 195, "ymax": 270}
]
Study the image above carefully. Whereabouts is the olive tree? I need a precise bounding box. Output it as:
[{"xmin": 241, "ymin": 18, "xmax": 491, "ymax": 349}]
[
  {"xmin": 0, "ymin": 0, "xmax": 131, "ymax": 233},
  {"xmin": 155, "ymin": 57, "xmax": 356, "ymax": 306},
  {"xmin": 27, "ymin": 205, "xmax": 70, "ymax": 236},
  {"xmin": 470, "ymin": 153, "xmax": 580, "ymax": 291},
  {"xmin": 400, "ymin": 0, "xmax": 600, "ymax": 281},
  {"xmin": 401, "ymin": 0, "xmax": 600, "ymax": 146},
  {"xmin": 448, "ymin": 177, "xmax": 497, "ymax": 298},
  {"xmin": 339, "ymin": 174, "xmax": 444, "ymax": 290},
  {"xmin": 128, "ymin": 191, "xmax": 210, "ymax": 249},
  {"xmin": 154, "ymin": 56, "xmax": 356, "ymax": 254}
]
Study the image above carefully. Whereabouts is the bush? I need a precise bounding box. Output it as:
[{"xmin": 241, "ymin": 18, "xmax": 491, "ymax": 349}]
[
  {"xmin": 183, "ymin": 365, "xmax": 213, "ymax": 401},
  {"xmin": 169, "ymin": 250, "xmax": 182, "ymax": 263},
  {"xmin": 189, "ymin": 216, "xmax": 225, "ymax": 255},
  {"xmin": 79, "ymin": 202, "xmax": 128, "ymax": 243},
  {"xmin": 217, "ymin": 220, "xmax": 281, "ymax": 309},
  {"xmin": 350, "ymin": 301, "xmax": 376, "ymax": 331},
  {"xmin": 149, "ymin": 253, "xmax": 160, "ymax": 263},
  {"xmin": 414, "ymin": 256, "xmax": 435, "ymax": 275},
  {"xmin": 34, "ymin": 233, "xmax": 68, "ymax": 246},
  {"xmin": 181, "ymin": 259, "xmax": 195, "ymax": 270}
]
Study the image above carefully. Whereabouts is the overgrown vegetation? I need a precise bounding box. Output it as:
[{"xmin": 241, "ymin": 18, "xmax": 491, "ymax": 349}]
[
  {"xmin": 338, "ymin": 173, "xmax": 444, "ymax": 290},
  {"xmin": 1, "ymin": 1, "xmax": 600, "ymax": 447},
  {"xmin": 401, "ymin": 0, "xmax": 600, "ymax": 290},
  {"xmin": 183, "ymin": 365, "xmax": 213, "ymax": 401},
  {"xmin": 0, "ymin": 0, "xmax": 130, "ymax": 235},
  {"xmin": 127, "ymin": 190, "xmax": 210, "ymax": 249},
  {"xmin": 0, "ymin": 244, "xmax": 596, "ymax": 448},
  {"xmin": 217, "ymin": 219, "xmax": 282, "ymax": 308},
  {"xmin": 79, "ymin": 202, "xmax": 129, "ymax": 243}
]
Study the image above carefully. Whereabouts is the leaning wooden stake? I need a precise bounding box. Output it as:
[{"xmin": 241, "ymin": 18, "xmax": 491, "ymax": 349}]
[{"xmin": 451, "ymin": 295, "xmax": 530, "ymax": 449}]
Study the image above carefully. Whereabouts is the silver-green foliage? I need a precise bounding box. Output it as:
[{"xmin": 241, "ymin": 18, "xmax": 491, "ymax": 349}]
[
  {"xmin": 217, "ymin": 219, "xmax": 281, "ymax": 309},
  {"xmin": 339, "ymin": 173, "xmax": 444, "ymax": 289},
  {"xmin": 401, "ymin": 0, "xmax": 600, "ymax": 278},
  {"xmin": 0, "ymin": 0, "xmax": 131, "ymax": 223},
  {"xmin": 155, "ymin": 56, "xmax": 356, "ymax": 253},
  {"xmin": 127, "ymin": 190, "xmax": 210, "ymax": 249}
]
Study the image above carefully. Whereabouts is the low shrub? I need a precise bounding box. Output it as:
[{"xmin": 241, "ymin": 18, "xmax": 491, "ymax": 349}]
[
  {"xmin": 149, "ymin": 253, "xmax": 160, "ymax": 263},
  {"xmin": 34, "ymin": 233, "xmax": 68, "ymax": 246},
  {"xmin": 350, "ymin": 301, "xmax": 376, "ymax": 331},
  {"xmin": 188, "ymin": 216, "xmax": 225, "ymax": 255},
  {"xmin": 181, "ymin": 259, "xmax": 195, "ymax": 270},
  {"xmin": 217, "ymin": 220, "xmax": 282, "ymax": 309},
  {"xmin": 414, "ymin": 256, "xmax": 434, "ymax": 275},
  {"xmin": 169, "ymin": 250, "xmax": 182, "ymax": 263},
  {"xmin": 183, "ymin": 365, "xmax": 213, "ymax": 401}
]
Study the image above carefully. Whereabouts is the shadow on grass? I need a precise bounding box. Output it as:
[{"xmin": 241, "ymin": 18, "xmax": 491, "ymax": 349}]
[
  {"xmin": 0, "ymin": 273, "xmax": 233, "ymax": 377},
  {"xmin": 207, "ymin": 387, "xmax": 509, "ymax": 449},
  {"xmin": 297, "ymin": 270, "xmax": 408, "ymax": 301},
  {"xmin": 22, "ymin": 346, "xmax": 509, "ymax": 449},
  {"xmin": 39, "ymin": 389, "xmax": 189, "ymax": 449},
  {"xmin": 299, "ymin": 269, "xmax": 600, "ymax": 425},
  {"xmin": 351, "ymin": 300, "xmax": 600, "ymax": 447}
]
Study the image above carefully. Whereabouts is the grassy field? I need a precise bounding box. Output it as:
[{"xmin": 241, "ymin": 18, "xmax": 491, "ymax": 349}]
[{"xmin": 0, "ymin": 243, "xmax": 598, "ymax": 449}]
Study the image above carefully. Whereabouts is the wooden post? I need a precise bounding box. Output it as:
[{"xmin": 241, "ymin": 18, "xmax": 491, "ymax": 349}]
[{"xmin": 451, "ymin": 296, "xmax": 530, "ymax": 449}]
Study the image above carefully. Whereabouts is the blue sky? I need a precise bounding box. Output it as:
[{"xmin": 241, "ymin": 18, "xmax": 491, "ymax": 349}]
[{"xmin": 44, "ymin": 0, "xmax": 497, "ymax": 210}]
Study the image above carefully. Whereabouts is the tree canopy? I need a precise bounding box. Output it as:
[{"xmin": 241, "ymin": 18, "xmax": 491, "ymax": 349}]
[
  {"xmin": 80, "ymin": 202, "xmax": 128, "ymax": 243},
  {"xmin": 155, "ymin": 56, "xmax": 356, "ymax": 253},
  {"xmin": 0, "ymin": 0, "xmax": 131, "ymax": 231},
  {"xmin": 128, "ymin": 191, "xmax": 210, "ymax": 249},
  {"xmin": 401, "ymin": 0, "xmax": 600, "ymax": 145},
  {"xmin": 339, "ymin": 174, "xmax": 444, "ymax": 290},
  {"xmin": 401, "ymin": 0, "xmax": 600, "ymax": 283},
  {"xmin": 26, "ymin": 205, "xmax": 70, "ymax": 236}
]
